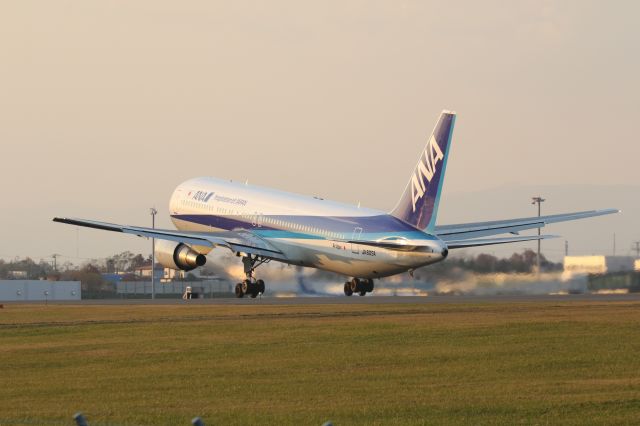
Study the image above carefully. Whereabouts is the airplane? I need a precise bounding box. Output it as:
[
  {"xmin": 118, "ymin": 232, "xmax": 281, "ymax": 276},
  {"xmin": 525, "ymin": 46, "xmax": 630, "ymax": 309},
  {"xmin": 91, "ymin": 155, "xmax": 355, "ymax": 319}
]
[{"xmin": 54, "ymin": 110, "xmax": 619, "ymax": 298}]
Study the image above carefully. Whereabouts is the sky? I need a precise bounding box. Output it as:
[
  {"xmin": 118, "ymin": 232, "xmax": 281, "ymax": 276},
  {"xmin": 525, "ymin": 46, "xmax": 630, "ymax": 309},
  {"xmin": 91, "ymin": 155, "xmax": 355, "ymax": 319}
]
[{"xmin": 0, "ymin": 1, "xmax": 638, "ymax": 264}]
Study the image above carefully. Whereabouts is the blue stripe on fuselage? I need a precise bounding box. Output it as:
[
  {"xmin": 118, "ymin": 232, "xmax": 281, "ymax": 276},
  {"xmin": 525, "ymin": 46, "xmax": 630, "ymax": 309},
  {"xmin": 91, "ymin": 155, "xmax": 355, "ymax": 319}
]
[{"xmin": 171, "ymin": 213, "xmax": 435, "ymax": 240}]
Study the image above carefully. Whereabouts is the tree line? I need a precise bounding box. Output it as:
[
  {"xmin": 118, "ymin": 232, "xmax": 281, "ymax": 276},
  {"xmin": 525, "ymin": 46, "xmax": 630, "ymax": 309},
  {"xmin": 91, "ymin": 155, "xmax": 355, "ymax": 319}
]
[
  {"xmin": 1, "ymin": 248, "xmax": 562, "ymax": 281},
  {"xmin": 0, "ymin": 251, "xmax": 152, "ymax": 280}
]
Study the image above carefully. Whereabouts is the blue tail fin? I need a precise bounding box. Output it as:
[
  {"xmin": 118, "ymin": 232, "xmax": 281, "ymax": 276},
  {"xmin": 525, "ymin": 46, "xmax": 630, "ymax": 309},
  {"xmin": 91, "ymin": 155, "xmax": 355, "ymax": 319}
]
[{"xmin": 390, "ymin": 110, "xmax": 456, "ymax": 231}]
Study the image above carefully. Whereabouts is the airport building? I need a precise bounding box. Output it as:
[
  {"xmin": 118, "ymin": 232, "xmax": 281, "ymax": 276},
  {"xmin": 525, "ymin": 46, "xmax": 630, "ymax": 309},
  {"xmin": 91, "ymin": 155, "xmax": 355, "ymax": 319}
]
[
  {"xmin": 133, "ymin": 264, "xmax": 165, "ymax": 280},
  {"xmin": 132, "ymin": 263, "xmax": 206, "ymax": 282},
  {"xmin": 563, "ymin": 256, "xmax": 639, "ymax": 276},
  {"xmin": 0, "ymin": 280, "xmax": 81, "ymax": 301}
]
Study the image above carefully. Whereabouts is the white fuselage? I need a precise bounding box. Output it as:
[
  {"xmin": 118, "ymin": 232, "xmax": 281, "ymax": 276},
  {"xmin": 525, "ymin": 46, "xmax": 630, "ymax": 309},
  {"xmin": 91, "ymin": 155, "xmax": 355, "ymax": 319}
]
[{"xmin": 168, "ymin": 177, "xmax": 447, "ymax": 278}]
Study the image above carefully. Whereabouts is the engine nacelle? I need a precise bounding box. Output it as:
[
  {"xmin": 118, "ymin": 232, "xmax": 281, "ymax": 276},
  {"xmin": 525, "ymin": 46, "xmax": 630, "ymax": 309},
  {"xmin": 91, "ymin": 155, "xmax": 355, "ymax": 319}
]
[{"xmin": 155, "ymin": 240, "xmax": 207, "ymax": 271}]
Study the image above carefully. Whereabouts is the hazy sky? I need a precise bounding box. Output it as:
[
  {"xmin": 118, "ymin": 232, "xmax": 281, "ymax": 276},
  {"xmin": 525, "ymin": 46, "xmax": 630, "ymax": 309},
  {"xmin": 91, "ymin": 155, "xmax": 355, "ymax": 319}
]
[{"xmin": 1, "ymin": 1, "xmax": 638, "ymax": 263}]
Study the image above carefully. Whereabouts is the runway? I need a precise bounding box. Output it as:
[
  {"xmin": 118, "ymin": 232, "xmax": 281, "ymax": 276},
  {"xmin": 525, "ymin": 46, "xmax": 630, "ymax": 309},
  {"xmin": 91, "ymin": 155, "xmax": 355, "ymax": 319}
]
[{"xmin": 12, "ymin": 293, "xmax": 640, "ymax": 305}]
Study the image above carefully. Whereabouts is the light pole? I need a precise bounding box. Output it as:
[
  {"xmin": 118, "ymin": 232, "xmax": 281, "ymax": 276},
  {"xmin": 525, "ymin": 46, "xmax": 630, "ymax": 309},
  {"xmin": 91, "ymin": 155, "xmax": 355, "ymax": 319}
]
[
  {"xmin": 531, "ymin": 196, "xmax": 545, "ymax": 275},
  {"xmin": 150, "ymin": 207, "xmax": 157, "ymax": 300},
  {"xmin": 51, "ymin": 254, "xmax": 60, "ymax": 272}
]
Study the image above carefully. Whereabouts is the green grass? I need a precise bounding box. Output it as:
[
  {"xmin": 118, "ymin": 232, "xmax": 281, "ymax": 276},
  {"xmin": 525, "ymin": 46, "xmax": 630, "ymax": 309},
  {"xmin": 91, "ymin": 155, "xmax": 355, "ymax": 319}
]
[{"xmin": 1, "ymin": 301, "xmax": 640, "ymax": 425}]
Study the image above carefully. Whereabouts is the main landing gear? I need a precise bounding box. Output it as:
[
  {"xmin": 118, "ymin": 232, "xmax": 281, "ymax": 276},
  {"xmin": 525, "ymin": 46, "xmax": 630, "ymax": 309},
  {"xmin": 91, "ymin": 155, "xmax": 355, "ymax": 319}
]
[
  {"xmin": 344, "ymin": 278, "xmax": 374, "ymax": 297},
  {"xmin": 235, "ymin": 255, "xmax": 269, "ymax": 298}
]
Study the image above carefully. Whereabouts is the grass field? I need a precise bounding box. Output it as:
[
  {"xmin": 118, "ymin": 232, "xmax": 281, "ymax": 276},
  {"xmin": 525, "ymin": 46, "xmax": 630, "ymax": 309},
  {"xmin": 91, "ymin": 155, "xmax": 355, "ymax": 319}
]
[{"xmin": 1, "ymin": 301, "xmax": 640, "ymax": 425}]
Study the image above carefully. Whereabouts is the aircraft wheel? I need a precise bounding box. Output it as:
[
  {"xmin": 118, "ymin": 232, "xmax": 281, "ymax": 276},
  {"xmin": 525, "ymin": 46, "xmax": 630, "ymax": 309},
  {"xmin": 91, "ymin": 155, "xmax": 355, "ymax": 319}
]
[
  {"xmin": 365, "ymin": 279, "xmax": 374, "ymax": 293},
  {"xmin": 242, "ymin": 280, "xmax": 250, "ymax": 294},
  {"xmin": 344, "ymin": 282, "xmax": 353, "ymax": 296},
  {"xmin": 256, "ymin": 279, "xmax": 265, "ymax": 294},
  {"xmin": 359, "ymin": 290, "xmax": 367, "ymax": 296},
  {"xmin": 235, "ymin": 283, "xmax": 244, "ymax": 298},
  {"xmin": 350, "ymin": 278, "xmax": 360, "ymax": 292}
]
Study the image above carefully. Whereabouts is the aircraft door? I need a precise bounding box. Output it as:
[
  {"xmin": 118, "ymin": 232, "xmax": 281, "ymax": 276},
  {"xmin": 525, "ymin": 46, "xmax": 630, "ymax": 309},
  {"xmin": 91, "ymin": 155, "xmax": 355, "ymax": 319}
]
[{"xmin": 351, "ymin": 227, "xmax": 363, "ymax": 254}]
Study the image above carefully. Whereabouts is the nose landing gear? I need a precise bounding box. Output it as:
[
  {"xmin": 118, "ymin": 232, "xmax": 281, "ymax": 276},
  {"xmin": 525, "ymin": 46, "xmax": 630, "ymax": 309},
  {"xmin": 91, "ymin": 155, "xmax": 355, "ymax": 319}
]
[
  {"xmin": 235, "ymin": 255, "xmax": 269, "ymax": 298},
  {"xmin": 343, "ymin": 278, "xmax": 374, "ymax": 296}
]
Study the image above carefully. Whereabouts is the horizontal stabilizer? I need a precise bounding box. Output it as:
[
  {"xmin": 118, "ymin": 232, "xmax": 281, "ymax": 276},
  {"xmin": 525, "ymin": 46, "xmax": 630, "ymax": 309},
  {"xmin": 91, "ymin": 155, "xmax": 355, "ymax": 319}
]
[
  {"xmin": 446, "ymin": 234, "xmax": 559, "ymax": 249},
  {"xmin": 436, "ymin": 209, "xmax": 619, "ymax": 241}
]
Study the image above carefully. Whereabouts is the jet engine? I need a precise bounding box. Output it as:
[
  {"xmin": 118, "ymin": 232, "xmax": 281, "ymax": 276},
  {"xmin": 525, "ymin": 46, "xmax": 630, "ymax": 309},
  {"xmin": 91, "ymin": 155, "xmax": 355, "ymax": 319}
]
[{"xmin": 155, "ymin": 240, "xmax": 207, "ymax": 271}]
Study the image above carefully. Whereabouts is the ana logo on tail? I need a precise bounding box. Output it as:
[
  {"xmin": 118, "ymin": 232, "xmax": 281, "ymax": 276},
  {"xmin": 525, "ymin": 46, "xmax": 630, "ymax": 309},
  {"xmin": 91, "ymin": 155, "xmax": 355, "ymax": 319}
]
[{"xmin": 411, "ymin": 135, "xmax": 443, "ymax": 212}]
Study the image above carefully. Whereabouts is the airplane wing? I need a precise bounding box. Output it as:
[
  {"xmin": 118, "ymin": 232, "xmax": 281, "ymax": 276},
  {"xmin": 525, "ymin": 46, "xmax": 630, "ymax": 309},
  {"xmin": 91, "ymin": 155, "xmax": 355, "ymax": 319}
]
[
  {"xmin": 52, "ymin": 217, "xmax": 287, "ymax": 260},
  {"xmin": 434, "ymin": 209, "xmax": 619, "ymax": 241}
]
